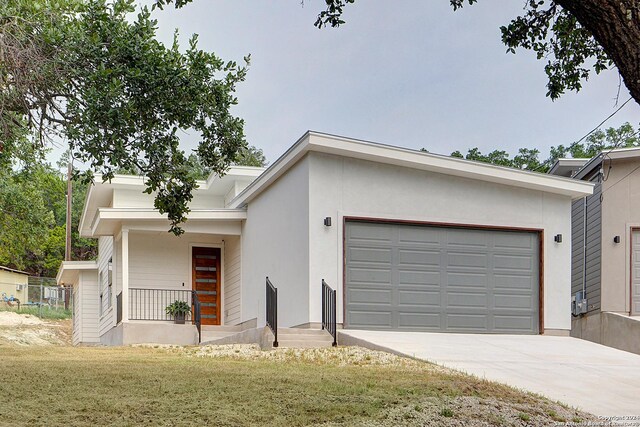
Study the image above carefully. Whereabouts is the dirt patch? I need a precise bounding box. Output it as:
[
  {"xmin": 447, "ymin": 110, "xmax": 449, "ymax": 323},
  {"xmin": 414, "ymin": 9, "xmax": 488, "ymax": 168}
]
[
  {"xmin": 0, "ymin": 312, "xmax": 71, "ymax": 347},
  {"xmin": 0, "ymin": 311, "xmax": 44, "ymax": 326}
]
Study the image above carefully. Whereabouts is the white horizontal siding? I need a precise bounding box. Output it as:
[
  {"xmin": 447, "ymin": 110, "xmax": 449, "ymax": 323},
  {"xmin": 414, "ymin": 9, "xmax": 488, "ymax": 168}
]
[
  {"xmin": 80, "ymin": 271, "xmax": 101, "ymax": 342},
  {"xmin": 98, "ymin": 236, "xmax": 114, "ymax": 337},
  {"xmin": 224, "ymin": 236, "xmax": 241, "ymax": 325},
  {"xmin": 72, "ymin": 286, "xmax": 81, "ymax": 346}
]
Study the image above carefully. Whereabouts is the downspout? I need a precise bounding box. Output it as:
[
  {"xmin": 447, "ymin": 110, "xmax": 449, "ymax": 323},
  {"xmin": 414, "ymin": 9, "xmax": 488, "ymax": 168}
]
[{"xmin": 582, "ymin": 196, "xmax": 587, "ymax": 298}]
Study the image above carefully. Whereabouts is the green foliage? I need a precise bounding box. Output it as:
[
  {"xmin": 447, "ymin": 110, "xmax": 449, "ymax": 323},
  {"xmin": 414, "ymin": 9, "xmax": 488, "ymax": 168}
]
[
  {"xmin": 234, "ymin": 145, "xmax": 268, "ymax": 167},
  {"xmin": 440, "ymin": 407, "xmax": 454, "ymax": 418},
  {"xmin": 0, "ymin": 152, "xmax": 96, "ymax": 276},
  {"xmin": 0, "ymin": 169, "xmax": 55, "ymax": 271},
  {"xmin": 439, "ymin": 122, "xmax": 639, "ymax": 172},
  {"xmin": 165, "ymin": 300, "xmax": 191, "ymax": 315},
  {"xmin": 1, "ymin": 0, "xmax": 249, "ymax": 235}
]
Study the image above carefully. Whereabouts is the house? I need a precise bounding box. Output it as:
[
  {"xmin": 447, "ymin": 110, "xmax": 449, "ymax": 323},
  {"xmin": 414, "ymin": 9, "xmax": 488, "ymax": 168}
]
[
  {"xmin": 0, "ymin": 265, "xmax": 29, "ymax": 306},
  {"xmin": 58, "ymin": 131, "xmax": 593, "ymax": 346},
  {"xmin": 550, "ymin": 148, "xmax": 640, "ymax": 355}
]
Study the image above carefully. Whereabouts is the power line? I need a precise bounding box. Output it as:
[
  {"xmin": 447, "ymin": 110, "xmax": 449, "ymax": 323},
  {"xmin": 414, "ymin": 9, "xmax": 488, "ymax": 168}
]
[
  {"xmin": 572, "ymin": 97, "xmax": 633, "ymax": 146},
  {"xmin": 531, "ymin": 96, "xmax": 635, "ymax": 173}
]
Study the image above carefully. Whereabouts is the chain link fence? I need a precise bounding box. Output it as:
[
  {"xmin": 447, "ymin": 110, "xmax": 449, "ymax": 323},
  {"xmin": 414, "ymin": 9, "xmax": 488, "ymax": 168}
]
[{"xmin": 0, "ymin": 277, "xmax": 72, "ymax": 319}]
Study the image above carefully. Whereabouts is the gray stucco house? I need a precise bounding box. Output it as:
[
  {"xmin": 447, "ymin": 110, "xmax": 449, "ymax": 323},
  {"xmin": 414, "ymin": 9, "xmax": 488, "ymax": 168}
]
[{"xmin": 551, "ymin": 148, "xmax": 640, "ymax": 355}]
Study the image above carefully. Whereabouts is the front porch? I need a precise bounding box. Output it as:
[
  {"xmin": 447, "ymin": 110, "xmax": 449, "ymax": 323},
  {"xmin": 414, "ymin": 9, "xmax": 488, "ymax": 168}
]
[{"xmin": 104, "ymin": 225, "xmax": 243, "ymax": 345}]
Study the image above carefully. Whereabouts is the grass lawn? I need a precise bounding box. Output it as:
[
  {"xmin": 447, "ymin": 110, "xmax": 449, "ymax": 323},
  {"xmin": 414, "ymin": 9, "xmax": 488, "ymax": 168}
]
[{"xmin": 0, "ymin": 345, "xmax": 590, "ymax": 426}]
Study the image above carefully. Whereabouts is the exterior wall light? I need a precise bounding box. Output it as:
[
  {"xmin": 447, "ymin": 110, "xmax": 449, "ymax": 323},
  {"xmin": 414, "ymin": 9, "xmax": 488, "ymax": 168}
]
[
  {"xmin": 324, "ymin": 217, "xmax": 332, "ymax": 227},
  {"xmin": 614, "ymin": 236, "xmax": 621, "ymax": 244},
  {"xmin": 554, "ymin": 234, "xmax": 562, "ymax": 243}
]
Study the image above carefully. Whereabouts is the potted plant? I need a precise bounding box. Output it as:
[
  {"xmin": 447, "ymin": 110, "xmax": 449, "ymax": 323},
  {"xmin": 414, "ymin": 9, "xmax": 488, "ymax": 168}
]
[{"xmin": 166, "ymin": 300, "xmax": 191, "ymax": 324}]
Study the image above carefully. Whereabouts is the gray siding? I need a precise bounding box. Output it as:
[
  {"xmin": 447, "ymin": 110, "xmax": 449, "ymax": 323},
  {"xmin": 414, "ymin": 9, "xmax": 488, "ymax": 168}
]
[{"xmin": 571, "ymin": 182, "xmax": 601, "ymax": 312}]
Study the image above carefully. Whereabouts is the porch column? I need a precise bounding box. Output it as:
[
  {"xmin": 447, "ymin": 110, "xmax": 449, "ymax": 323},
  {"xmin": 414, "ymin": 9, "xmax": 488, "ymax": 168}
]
[{"xmin": 121, "ymin": 229, "xmax": 129, "ymax": 322}]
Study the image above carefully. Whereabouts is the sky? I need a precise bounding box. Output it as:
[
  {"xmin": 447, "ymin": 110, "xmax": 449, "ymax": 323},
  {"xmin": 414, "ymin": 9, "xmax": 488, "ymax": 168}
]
[{"xmin": 52, "ymin": 0, "xmax": 640, "ymax": 166}]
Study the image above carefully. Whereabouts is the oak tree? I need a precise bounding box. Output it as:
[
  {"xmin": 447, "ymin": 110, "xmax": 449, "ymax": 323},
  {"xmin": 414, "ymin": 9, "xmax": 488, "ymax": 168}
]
[{"xmin": 1, "ymin": 0, "xmax": 249, "ymax": 234}]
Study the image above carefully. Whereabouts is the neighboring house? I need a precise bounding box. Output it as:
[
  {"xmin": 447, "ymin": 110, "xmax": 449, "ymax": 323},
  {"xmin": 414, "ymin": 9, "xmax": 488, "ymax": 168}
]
[
  {"xmin": 0, "ymin": 265, "xmax": 29, "ymax": 305},
  {"xmin": 550, "ymin": 149, "xmax": 640, "ymax": 355},
  {"xmin": 58, "ymin": 131, "xmax": 593, "ymax": 346}
]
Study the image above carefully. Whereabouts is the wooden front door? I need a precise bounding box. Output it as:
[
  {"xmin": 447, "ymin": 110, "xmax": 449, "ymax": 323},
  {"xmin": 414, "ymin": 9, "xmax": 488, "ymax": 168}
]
[{"xmin": 192, "ymin": 247, "xmax": 221, "ymax": 325}]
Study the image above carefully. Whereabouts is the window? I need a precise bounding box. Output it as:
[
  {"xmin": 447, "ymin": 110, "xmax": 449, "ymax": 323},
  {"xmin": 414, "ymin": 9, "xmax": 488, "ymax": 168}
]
[
  {"xmin": 98, "ymin": 270, "xmax": 103, "ymax": 317},
  {"xmin": 107, "ymin": 257, "xmax": 113, "ymax": 308}
]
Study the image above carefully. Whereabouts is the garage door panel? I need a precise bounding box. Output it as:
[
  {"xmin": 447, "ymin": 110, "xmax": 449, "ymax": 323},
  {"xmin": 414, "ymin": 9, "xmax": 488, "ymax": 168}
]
[
  {"xmin": 348, "ymin": 223, "xmax": 394, "ymax": 243},
  {"xmin": 493, "ymin": 315, "xmax": 536, "ymax": 333},
  {"xmin": 494, "ymin": 232, "xmax": 535, "ymax": 250},
  {"xmin": 348, "ymin": 310, "xmax": 393, "ymax": 329},
  {"xmin": 397, "ymin": 248, "xmax": 441, "ymax": 267},
  {"xmin": 398, "ymin": 312, "xmax": 441, "ymax": 329},
  {"xmin": 447, "ymin": 252, "xmax": 489, "ymax": 269},
  {"xmin": 347, "ymin": 267, "xmax": 392, "ymax": 284},
  {"xmin": 348, "ymin": 247, "xmax": 392, "ymax": 264},
  {"xmin": 398, "ymin": 227, "xmax": 441, "ymax": 245},
  {"xmin": 345, "ymin": 221, "xmax": 539, "ymax": 334},
  {"xmin": 446, "ymin": 314, "xmax": 488, "ymax": 331},
  {"xmin": 493, "ymin": 274, "xmax": 536, "ymax": 290},
  {"xmin": 446, "ymin": 229, "xmax": 489, "ymax": 248},
  {"xmin": 447, "ymin": 292, "xmax": 488, "ymax": 309},
  {"xmin": 397, "ymin": 289, "xmax": 440, "ymax": 307},
  {"xmin": 494, "ymin": 254, "xmax": 534, "ymax": 270},
  {"xmin": 348, "ymin": 287, "xmax": 392, "ymax": 305},
  {"xmin": 446, "ymin": 272, "xmax": 488, "ymax": 288},
  {"xmin": 494, "ymin": 294, "xmax": 535, "ymax": 310},
  {"xmin": 398, "ymin": 270, "xmax": 440, "ymax": 286}
]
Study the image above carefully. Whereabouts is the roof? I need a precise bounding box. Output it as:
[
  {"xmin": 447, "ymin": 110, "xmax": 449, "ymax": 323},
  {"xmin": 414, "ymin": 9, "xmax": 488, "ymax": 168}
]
[
  {"xmin": 0, "ymin": 265, "xmax": 29, "ymax": 276},
  {"xmin": 548, "ymin": 158, "xmax": 590, "ymax": 178},
  {"xmin": 56, "ymin": 261, "xmax": 99, "ymax": 285},
  {"xmin": 229, "ymin": 131, "xmax": 594, "ymax": 208},
  {"xmin": 79, "ymin": 165, "xmax": 265, "ymax": 237},
  {"xmin": 573, "ymin": 146, "xmax": 640, "ymax": 180}
]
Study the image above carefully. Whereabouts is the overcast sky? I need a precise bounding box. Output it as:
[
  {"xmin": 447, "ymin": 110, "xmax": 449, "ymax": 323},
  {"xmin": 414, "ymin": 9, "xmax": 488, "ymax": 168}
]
[{"xmin": 54, "ymin": 0, "xmax": 640, "ymax": 167}]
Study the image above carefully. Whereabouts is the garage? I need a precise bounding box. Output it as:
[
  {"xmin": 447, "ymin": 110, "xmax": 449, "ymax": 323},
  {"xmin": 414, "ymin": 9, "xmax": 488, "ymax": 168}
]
[{"xmin": 345, "ymin": 220, "xmax": 541, "ymax": 334}]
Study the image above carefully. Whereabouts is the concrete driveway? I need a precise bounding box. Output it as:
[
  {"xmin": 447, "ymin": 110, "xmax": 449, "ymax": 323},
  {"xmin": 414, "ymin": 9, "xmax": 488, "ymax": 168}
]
[{"xmin": 340, "ymin": 330, "xmax": 640, "ymax": 417}]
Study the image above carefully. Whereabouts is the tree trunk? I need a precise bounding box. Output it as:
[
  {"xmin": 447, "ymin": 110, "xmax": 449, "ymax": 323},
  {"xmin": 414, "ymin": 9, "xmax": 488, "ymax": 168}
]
[{"xmin": 557, "ymin": 0, "xmax": 640, "ymax": 105}]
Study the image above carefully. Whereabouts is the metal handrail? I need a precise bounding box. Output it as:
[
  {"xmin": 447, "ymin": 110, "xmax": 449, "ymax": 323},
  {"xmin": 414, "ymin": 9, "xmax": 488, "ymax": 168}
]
[
  {"xmin": 128, "ymin": 288, "xmax": 193, "ymax": 322},
  {"xmin": 192, "ymin": 290, "xmax": 201, "ymax": 344},
  {"xmin": 322, "ymin": 279, "xmax": 337, "ymax": 347},
  {"xmin": 266, "ymin": 276, "xmax": 278, "ymax": 347}
]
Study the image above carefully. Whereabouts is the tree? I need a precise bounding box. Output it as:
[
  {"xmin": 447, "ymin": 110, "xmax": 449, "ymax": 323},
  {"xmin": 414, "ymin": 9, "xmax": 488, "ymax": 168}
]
[
  {"xmin": 312, "ymin": 1, "xmax": 640, "ymax": 107},
  {"xmin": 0, "ymin": 0, "xmax": 249, "ymax": 234},
  {"xmin": 0, "ymin": 153, "xmax": 97, "ymax": 276},
  {"xmin": 441, "ymin": 122, "xmax": 640, "ymax": 172},
  {"xmin": 234, "ymin": 145, "xmax": 268, "ymax": 167}
]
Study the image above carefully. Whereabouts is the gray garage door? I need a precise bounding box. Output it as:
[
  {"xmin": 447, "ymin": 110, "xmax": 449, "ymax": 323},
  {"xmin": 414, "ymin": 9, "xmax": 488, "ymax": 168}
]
[{"xmin": 345, "ymin": 221, "xmax": 540, "ymax": 334}]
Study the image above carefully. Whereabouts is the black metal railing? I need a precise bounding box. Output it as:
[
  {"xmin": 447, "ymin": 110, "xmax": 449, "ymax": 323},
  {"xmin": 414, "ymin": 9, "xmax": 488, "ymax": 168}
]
[
  {"xmin": 129, "ymin": 288, "xmax": 193, "ymax": 322},
  {"xmin": 116, "ymin": 292, "xmax": 122, "ymax": 324},
  {"xmin": 266, "ymin": 276, "xmax": 278, "ymax": 347},
  {"xmin": 192, "ymin": 290, "xmax": 201, "ymax": 344},
  {"xmin": 322, "ymin": 279, "xmax": 337, "ymax": 347}
]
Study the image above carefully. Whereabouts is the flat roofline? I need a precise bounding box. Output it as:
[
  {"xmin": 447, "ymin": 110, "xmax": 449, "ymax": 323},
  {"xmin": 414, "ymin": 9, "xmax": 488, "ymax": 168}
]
[
  {"xmin": 0, "ymin": 265, "xmax": 29, "ymax": 275},
  {"xmin": 56, "ymin": 261, "xmax": 98, "ymax": 284},
  {"xmin": 230, "ymin": 131, "xmax": 594, "ymax": 208}
]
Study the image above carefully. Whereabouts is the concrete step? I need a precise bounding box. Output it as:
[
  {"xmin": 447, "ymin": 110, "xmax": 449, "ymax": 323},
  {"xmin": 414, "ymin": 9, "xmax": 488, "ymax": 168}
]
[
  {"xmin": 200, "ymin": 325, "xmax": 242, "ymax": 332},
  {"xmin": 275, "ymin": 328, "xmax": 335, "ymax": 348},
  {"xmin": 277, "ymin": 339, "xmax": 335, "ymax": 349},
  {"xmin": 276, "ymin": 333, "xmax": 334, "ymax": 342},
  {"xmin": 200, "ymin": 331, "xmax": 241, "ymax": 341},
  {"xmin": 277, "ymin": 327, "xmax": 332, "ymax": 336}
]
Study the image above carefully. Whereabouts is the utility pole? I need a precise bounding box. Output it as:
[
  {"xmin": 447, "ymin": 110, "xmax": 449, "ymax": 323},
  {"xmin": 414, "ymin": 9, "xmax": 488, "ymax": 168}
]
[{"xmin": 65, "ymin": 160, "xmax": 72, "ymax": 261}]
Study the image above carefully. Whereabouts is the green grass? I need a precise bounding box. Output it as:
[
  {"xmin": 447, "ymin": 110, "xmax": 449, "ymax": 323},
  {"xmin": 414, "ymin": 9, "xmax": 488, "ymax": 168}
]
[
  {"xmin": 0, "ymin": 346, "xmax": 588, "ymax": 426},
  {"xmin": 0, "ymin": 305, "xmax": 72, "ymax": 319}
]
